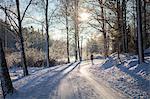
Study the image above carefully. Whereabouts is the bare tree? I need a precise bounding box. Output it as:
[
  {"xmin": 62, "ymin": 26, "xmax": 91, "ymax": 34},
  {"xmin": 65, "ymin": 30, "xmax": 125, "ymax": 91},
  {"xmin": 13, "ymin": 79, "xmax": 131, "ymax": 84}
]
[
  {"xmin": 0, "ymin": 38, "xmax": 13, "ymax": 97},
  {"xmin": 0, "ymin": 0, "xmax": 33, "ymax": 76},
  {"xmin": 15, "ymin": 0, "xmax": 33, "ymax": 76},
  {"xmin": 143, "ymin": 0, "xmax": 149, "ymax": 49},
  {"xmin": 74, "ymin": 0, "xmax": 80, "ymax": 61},
  {"xmin": 87, "ymin": 0, "xmax": 108, "ymax": 57},
  {"xmin": 39, "ymin": 0, "xmax": 58, "ymax": 67},
  {"xmin": 60, "ymin": 0, "xmax": 70, "ymax": 63},
  {"xmin": 98, "ymin": 0, "xmax": 108, "ymax": 57},
  {"xmin": 136, "ymin": 0, "xmax": 144, "ymax": 63},
  {"xmin": 116, "ymin": 0, "xmax": 121, "ymax": 59},
  {"xmin": 122, "ymin": 0, "xmax": 128, "ymax": 53},
  {"xmin": 65, "ymin": 0, "xmax": 70, "ymax": 63},
  {"xmin": 45, "ymin": 0, "xmax": 50, "ymax": 67}
]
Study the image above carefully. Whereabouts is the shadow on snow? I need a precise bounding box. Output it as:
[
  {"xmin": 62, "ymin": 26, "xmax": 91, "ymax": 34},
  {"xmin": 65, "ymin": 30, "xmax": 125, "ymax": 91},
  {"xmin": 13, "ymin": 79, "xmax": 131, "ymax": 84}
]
[
  {"xmin": 9, "ymin": 62, "xmax": 81, "ymax": 99},
  {"xmin": 100, "ymin": 56, "xmax": 150, "ymax": 92}
]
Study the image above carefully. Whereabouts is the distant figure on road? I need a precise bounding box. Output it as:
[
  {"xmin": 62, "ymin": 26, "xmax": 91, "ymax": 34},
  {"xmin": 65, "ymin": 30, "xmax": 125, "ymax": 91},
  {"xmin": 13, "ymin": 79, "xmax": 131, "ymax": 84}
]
[{"xmin": 90, "ymin": 54, "xmax": 94, "ymax": 65}]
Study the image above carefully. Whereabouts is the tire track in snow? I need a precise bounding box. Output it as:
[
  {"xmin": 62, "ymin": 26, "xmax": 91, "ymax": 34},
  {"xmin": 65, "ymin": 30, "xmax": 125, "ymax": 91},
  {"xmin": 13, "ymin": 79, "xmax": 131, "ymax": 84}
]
[
  {"xmin": 79, "ymin": 61, "xmax": 127, "ymax": 99},
  {"xmin": 54, "ymin": 63, "xmax": 102, "ymax": 99}
]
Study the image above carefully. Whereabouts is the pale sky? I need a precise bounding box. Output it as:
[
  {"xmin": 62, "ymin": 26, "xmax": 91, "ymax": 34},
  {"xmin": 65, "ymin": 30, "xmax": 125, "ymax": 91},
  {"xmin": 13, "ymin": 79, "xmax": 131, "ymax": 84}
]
[{"xmin": 0, "ymin": 0, "xmax": 104, "ymax": 47}]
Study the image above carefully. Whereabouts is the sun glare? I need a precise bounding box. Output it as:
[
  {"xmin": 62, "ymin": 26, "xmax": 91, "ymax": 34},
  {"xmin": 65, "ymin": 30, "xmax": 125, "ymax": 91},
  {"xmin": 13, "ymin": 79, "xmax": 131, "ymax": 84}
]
[{"xmin": 79, "ymin": 12, "xmax": 90, "ymax": 21}]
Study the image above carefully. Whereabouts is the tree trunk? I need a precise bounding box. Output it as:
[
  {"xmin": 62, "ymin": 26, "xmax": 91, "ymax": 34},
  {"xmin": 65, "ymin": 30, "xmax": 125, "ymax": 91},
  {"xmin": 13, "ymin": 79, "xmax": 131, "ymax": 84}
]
[
  {"xmin": 77, "ymin": 34, "xmax": 81, "ymax": 61},
  {"xmin": 0, "ymin": 38, "xmax": 13, "ymax": 97},
  {"xmin": 16, "ymin": 0, "xmax": 28, "ymax": 76},
  {"xmin": 45, "ymin": 0, "xmax": 50, "ymax": 67},
  {"xmin": 117, "ymin": 0, "xmax": 122, "ymax": 51},
  {"xmin": 132, "ymin": 0, "xmax": 138, "ymax": 54},
  {"xmin": 116, "ymin": 0, "xmax": 122, "ymax": 59},
  {"xmin": 136, "ymin": 0, "xmax": 144, "ymax": 63},
  {"xmin": 143, "ymin": 0, "xmax": 147, "ymax": 49},
  {"xmin": 103, "ymin": 8, "xmax": 108, "ymax": 58},
  {"xmin": 74, "ymin": 32, "xmax": 78, "ymax": 61},
  {"xmin": 98, "ymin": 0, "xmax": 108, "ymax": 58},
  {"xmin": 117, "ymin": 42, "xmax": 121, "ymax": 61},
  {"xmin": 122, "ymin": 0, "xmax": 128, "ymax": 53},
  {"xmin": 3, "ymin": 7, "xmax": 6, "ymax": 50},
  {"xmin": 80, "ymin": 36, "xmax": 83, "ymax": 60},
  {"xmin": 65, "ymin": 0, "xmax": 70, "ymax": 63},
  {"xmin": 76, "ymin": 0, "xmax": 81, "ymax": 61},
  {"xmin": 74, "ymin": 0, "xmax": 79, "ymax": 61}
]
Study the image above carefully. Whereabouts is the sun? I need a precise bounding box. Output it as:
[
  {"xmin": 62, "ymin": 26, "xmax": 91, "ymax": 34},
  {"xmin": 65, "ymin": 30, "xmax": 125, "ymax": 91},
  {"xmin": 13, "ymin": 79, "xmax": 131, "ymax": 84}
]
[{"xmin": 79, "ymin": 12, "xmax": 90, "ymax": 21}]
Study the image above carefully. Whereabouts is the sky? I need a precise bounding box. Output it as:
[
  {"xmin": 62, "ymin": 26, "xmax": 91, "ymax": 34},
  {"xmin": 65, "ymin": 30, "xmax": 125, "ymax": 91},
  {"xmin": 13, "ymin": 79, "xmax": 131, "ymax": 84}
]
[{"xmin": 0, "ymin": 0, "xmax": 106, "ymax": 47}]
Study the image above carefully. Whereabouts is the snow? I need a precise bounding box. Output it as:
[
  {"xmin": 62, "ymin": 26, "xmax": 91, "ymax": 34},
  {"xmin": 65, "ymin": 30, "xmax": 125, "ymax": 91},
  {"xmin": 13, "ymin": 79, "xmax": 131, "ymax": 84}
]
[
  {"xmin": 6, "ymin": 62, "xmax": 80, "ymax": 99},
  {"xmin": 50, "ymin": 60, "xmax": 126, "ymax": 99},
  {"xmin": 4, "ymin": 60, "xmax": 126, "ymax": 99},
  {"xmin": 79, "ymin": 62, "xmax": 126, "ymax": 99},
  {"xmin": 9, "ymin": 67, "xmax": 45, "ymax": 81},
  {"xmin": 0, "ymin": 52, "xmax": 149, "ymax": 99},
  {"xmin": 89, "ymin": 54, "xmax": 150, "ymax": 98}
]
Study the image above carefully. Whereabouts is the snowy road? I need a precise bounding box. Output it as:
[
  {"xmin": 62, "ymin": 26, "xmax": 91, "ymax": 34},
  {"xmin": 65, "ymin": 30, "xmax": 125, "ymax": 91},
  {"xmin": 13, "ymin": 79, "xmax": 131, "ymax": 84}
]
[
  {"xmin": 7, "ymin": 60, "xmax": 127, "ymax": 99},
  {"xmin": 52, "ymin": 60, "xmax": 127, "ymax": 99}
]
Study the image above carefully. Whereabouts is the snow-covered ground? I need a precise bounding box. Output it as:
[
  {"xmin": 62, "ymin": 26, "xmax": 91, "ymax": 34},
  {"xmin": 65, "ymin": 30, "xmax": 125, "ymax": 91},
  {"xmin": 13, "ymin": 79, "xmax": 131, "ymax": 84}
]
[
  {"xmin": 9, "ymin": 64, "xmax": 71, "ymax": 82},
  {"xmin": 0, "ymin": 53, "xmax": 149, "ymax": 99},
  {"xmin": 2, "ymin": 60, "xmax": 126, "ymax": 99},
  {"xmin": 89, "ymin": 54, "xmax": 150, "ymax": 98},
  {"xmin": 51, "ymin": 60, "xmax": 126, "ymax": 99},
  {"xmin": 0, "ymin": 63, "xmax": 77, "ymax": 98},
  {"xmin": 6, "ymin": 62, "xmax": 80, "ymax": 99}
]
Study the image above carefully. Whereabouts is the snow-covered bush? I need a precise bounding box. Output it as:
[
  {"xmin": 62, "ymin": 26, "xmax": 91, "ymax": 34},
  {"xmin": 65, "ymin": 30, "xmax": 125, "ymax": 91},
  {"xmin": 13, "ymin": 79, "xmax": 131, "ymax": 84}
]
[
  {"xmin": 6, "ymin": 48, "xmax": 57, "ymax": 67},
  {"xmin": 6, "ymin": 52, "xmax": 21, "ymax": 67}
]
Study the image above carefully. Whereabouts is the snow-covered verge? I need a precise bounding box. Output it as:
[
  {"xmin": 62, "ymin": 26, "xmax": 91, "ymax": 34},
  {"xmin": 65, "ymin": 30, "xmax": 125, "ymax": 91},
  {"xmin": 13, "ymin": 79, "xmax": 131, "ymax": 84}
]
[
  {"xmin": 8, "ymin": 62, "xmax": 78, "ymax": 82},
  {"xmin": 9, "ymin": 67, "xmax": 44, "ymax": 81},
  {"xmin": 89, "ymin": 54, "xmax": 150, "ymax": 98},
  {"xmin": 5, "ymin": 62, "xmax": 80, "ymax": 99},
  {"xmin": 0, "ymin": 67, "xmax": 45, "ymax": 98},
  {"xmin": 0, "ymin": 62, "xmax": 78, "ymax": 98}
]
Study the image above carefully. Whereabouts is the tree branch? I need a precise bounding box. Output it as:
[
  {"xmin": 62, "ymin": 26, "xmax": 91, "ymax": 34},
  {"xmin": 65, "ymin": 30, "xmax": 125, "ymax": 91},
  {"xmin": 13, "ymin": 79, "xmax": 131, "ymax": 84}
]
[
  {"xmin": 88, "ymin": 22, "xmax": 103, "ymax": 32},
  {"xmin": 7, "ymin": 14, "xmax": 19, "ymax": 35},
  {"xmin": 21, "ymin": 0, "xmax": 33, "ymax": 22},
  {"xmin": 0, "ymin": 5, "xmax": 18, "ymax": 17},
  {"xmin": 6, "ymin": 12, "xmax": 19, "ymax": 28}
]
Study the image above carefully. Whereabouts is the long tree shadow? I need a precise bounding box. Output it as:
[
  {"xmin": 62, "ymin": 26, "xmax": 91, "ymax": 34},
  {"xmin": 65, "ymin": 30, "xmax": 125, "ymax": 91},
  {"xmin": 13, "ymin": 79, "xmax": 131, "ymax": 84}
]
[
  {"xmin": 11, "ymin": 62, "xmax": 74, "ymax": 82},
  {"xmin": 9, "ymin": 62, "xmax": 81, "ymax": 99},
  {"xmin": 101, "ymin": 57, "xmax": 114, "ymax": 69},
  {"xmin": 100, "ymin": 56, "xmax": 150, "ymax": 92},
  {"xmin": 116, "ymin": 63, "xmax": 150, "ymax": 92}
]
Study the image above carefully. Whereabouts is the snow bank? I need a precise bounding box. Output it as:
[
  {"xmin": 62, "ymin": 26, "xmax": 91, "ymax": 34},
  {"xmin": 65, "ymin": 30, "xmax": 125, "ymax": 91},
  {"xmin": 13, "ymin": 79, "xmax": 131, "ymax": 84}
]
[{"xmin": 89, "ymin": 54, "xmax": 150, "ymax": 98}]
